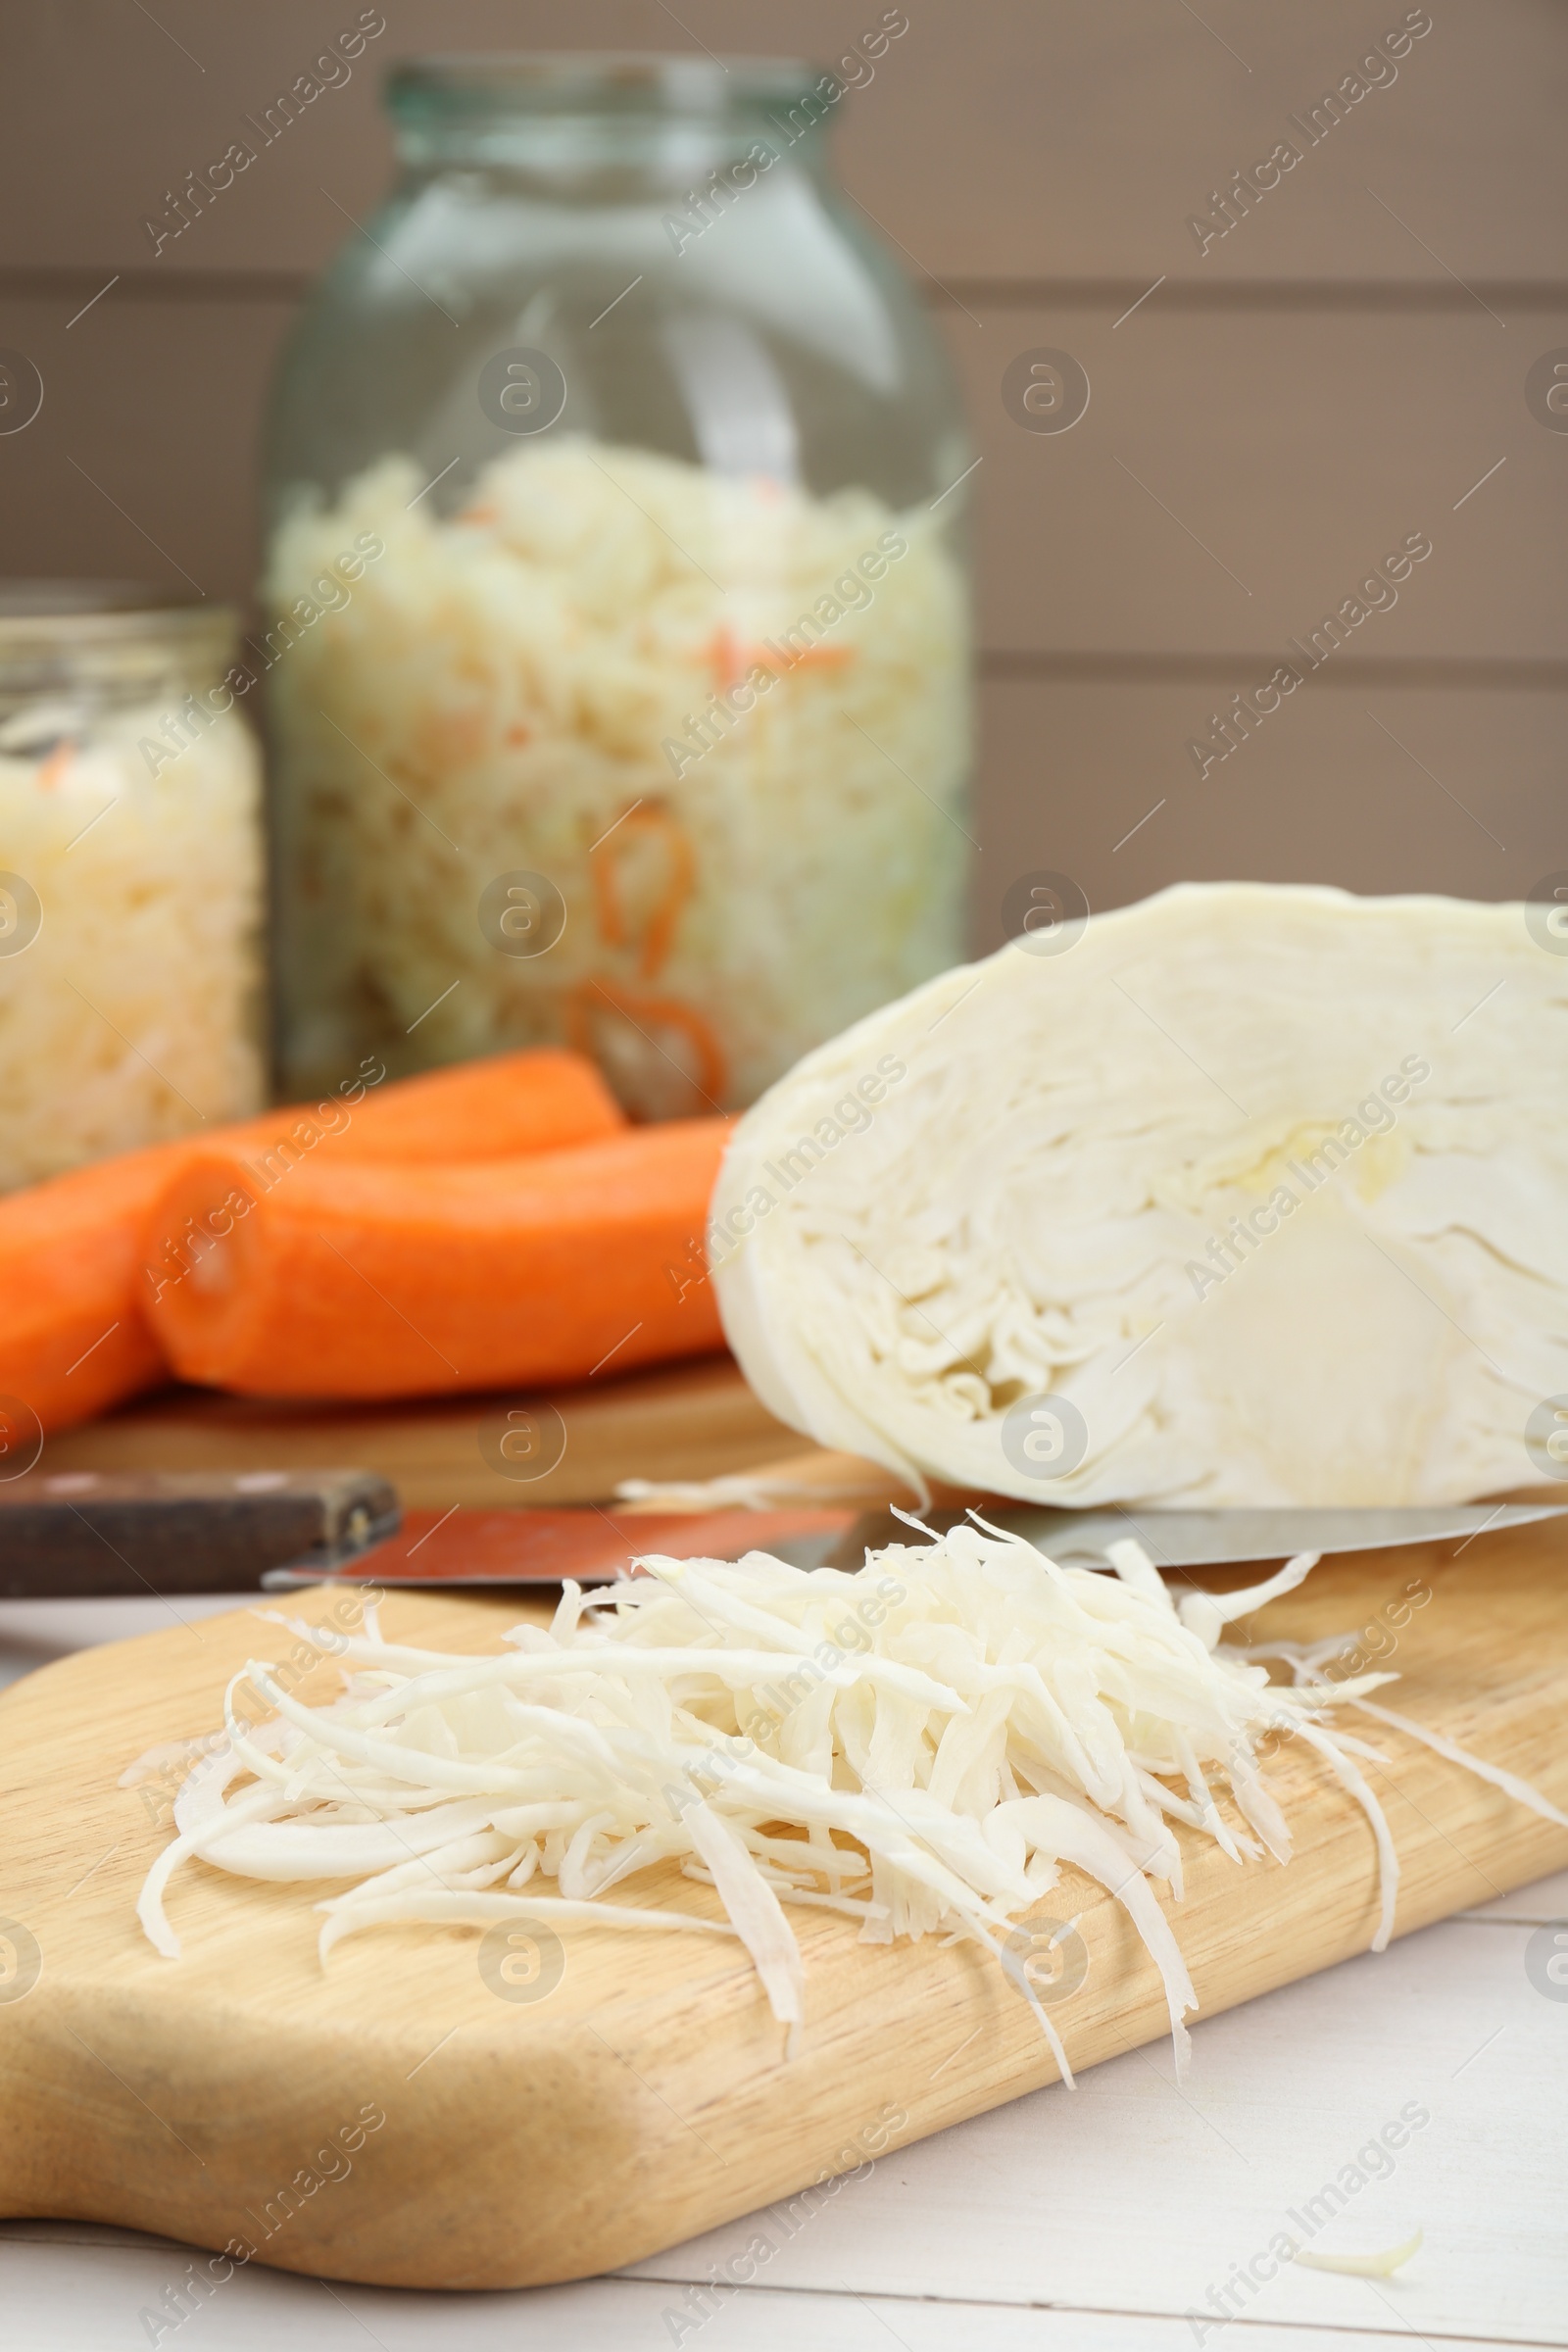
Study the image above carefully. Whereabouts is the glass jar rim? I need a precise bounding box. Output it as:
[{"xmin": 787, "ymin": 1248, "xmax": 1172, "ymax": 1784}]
[
  {"xmin": 0, "ymin": 580, "xmax": 235, "ymax": 648},
  {"xmin": 0, "ymin": 583, "xmax": 238, "ymax": 699},
  {"xmin": 387, "ymin": 51, "xmax": 822, "ymax": 120}
]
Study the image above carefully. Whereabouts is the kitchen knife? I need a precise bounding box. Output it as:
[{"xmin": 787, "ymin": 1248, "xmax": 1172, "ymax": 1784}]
[
  {"xmin": 824, "ymin": 1500, "xmax": 1568, "ymax": 1571},
  {"xmin": 0, "ymin": 1470, "xmax": 400, "ymax": 1598}
]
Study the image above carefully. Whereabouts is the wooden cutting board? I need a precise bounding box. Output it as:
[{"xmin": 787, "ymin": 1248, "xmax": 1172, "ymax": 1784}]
[{"xmin": 2, "ymin": 1521, "xmax": 1566, "ymax": 2291}]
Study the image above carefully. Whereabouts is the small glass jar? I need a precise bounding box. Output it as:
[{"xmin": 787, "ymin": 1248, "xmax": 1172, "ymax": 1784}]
[
  {"xmin": 0, "ymin": 584, "xmax": 265, "ymax": 1190},
  {"xmin": 264, "ymin": 51, "xmax": 972, "ymax": 1116}
]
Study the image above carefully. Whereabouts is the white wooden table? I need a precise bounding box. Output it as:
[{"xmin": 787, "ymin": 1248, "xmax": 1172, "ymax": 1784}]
[{"xmin": 4, "ymin": 1596, "xmax": 1565, "ymax": 2352}]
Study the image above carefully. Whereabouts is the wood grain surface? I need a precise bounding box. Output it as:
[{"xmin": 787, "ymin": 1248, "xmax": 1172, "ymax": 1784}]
[
  {"xmin": 972, "ymin": 675, "xmax": 1565, "ymax": 946},
  {"xmin": 1, "ymin": 1517, "xmax": 1565, "ymax": 2290},
  {"xmin": 6, "ymin": 4, "xmax": 1561, "ymax": 286},
  {"xmin": 35, "ymin": 1356, "xmax": 803, "ymax": 1512}
]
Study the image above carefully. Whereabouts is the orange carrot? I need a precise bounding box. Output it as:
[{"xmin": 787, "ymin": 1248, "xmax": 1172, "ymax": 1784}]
[
  {"xmin": 237, "ymin": 1048, "xmax": 623, "ymax": 1173},
  {"xmin": 143, "ymin": 1119, "xmax": 730, "ymax": 1400},
  {"xmin": 0, "ymin": 1147, "xmax": 190, "ymax": 1449},
  {"xmin": 1, "ymin": 1051, "xmax": 625, "ymax": 1437}
]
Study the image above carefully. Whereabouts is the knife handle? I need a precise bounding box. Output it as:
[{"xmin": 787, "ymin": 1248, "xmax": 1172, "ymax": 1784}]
[{"xmin": 0, "ymin": 1470, "xmax": 400, "ymax": 1598}]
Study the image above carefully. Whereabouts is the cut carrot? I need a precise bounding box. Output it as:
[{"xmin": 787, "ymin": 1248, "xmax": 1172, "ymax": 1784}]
[
  {"xmin": 143, "ymin": 1119, "xmax": 730, "ymax": 1400},
  {"xmin": 0, "ymin": 1146, "xmax": 192, "ymax": 1446},
  {"xmin": 1, "ymin": 1050, "xmax": 625, "ymax": 1437},
  {"xmin": 588, "ymin": 803, "xmax": 697, "ymax": 980}
]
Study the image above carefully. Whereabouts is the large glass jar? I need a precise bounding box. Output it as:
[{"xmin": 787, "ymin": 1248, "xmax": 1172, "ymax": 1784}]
[
  {"xmin": 0, "ymin": 584, "xmax": 264, "ymax": 1190},
  {"xmin": 264, "ymin": 51, "xmax": 971, "ymax": 1116}
]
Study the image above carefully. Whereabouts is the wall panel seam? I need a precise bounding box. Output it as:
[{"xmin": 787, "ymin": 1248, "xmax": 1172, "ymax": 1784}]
[{"xmin": 4, "ymin": 268, "xmax": 1566, "ymax": 313}]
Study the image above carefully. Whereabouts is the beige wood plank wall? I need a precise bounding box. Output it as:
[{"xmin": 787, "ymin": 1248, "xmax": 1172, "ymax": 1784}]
[{"xmin": 2, "ymin": 1, "xmax": 1563, "ymax": 940}]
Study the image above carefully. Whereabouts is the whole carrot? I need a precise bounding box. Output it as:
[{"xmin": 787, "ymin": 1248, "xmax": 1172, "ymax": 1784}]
[
  {"xmin": 251, "ymin": 1049, "xmax": 623, "ymax": 1170},
  {"xmin": 143, "ymin": 1119, "xmax": 729, "ymax": 1399},
  {"xmin": 1, "ymin": 1050, "xmax": 624, "ymax": 1437}
]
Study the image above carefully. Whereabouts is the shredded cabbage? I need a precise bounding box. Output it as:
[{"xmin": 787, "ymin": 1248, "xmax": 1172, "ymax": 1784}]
[
  {"xmin": 0, "ymin": 694, "xmax": 263, "ymax": 1188},
  {"xmin": 135, "ymin": 1523, "xmax": 1566, "ymax": 2078},
  {"xmin": 1290, "ymin": 2227, "xmax": 1424, "ymax": 2277},
  {"xmin": 266, "ymin": 437, "xmax": 968, "ymax": 1111}
]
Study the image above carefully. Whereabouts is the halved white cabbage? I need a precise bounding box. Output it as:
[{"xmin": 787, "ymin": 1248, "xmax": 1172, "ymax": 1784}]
[{"xmin": 710, "ymin": 883, "xmax": 1568, "ymax": 1505}]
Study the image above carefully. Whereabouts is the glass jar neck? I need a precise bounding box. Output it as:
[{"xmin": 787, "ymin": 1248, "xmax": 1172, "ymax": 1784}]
[{"xmin": 386, "ymin": 55, "xmax": 835, "ymax": 191}]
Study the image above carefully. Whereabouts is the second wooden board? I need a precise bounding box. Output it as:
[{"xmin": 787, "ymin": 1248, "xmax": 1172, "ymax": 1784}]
[{"xmin": 35, "ymin": 1354, "xmax": 800, "ymax": 1511}]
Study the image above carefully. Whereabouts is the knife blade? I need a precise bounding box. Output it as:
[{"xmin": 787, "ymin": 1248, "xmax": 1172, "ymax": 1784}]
[
  {"xmin": 270, "ymin": 1495, "xmax": 1567, "ymax": 1591},
  {"xmin": 264, "ymin": 1503, "xmax": 858, "ymax": 1591},
  {"xmin": 825, "ymin": 1500, "xmax": 1568, "ymax": 1571}
]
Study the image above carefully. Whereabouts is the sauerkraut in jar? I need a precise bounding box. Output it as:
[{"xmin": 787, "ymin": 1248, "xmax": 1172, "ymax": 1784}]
[
  {"xmin": 0, "ymin": 585, "xmax": 264, "ymax": 1190},
  {"xmin": 265, "ymin": 52, "xmax": 971, "ymax": 1114}
]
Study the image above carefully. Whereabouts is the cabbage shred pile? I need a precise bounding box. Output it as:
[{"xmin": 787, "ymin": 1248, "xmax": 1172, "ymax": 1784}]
[{"xmin": 135, "ymin": 1523, "xmax": 1566, "ymax": 2078}]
